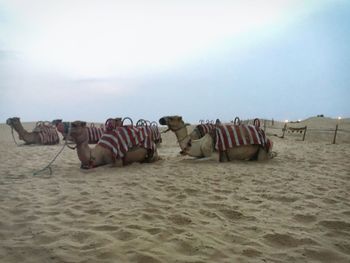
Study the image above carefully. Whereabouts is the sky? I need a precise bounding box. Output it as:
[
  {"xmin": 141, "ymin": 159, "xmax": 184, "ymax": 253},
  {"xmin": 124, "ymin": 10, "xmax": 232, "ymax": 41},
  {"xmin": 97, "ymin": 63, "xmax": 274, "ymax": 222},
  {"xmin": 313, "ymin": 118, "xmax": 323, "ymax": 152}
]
[{"xmin": 0, "ymin": 0, "xmax": 349, "ymax": 123}]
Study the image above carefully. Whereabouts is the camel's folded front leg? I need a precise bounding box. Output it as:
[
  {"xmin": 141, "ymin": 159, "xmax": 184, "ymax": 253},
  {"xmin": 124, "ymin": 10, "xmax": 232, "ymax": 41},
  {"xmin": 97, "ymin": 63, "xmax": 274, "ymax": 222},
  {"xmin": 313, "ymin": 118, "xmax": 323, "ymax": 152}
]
[{"xmin": 219, "ymin": 151, "xmax": 229, "ymax": 162}]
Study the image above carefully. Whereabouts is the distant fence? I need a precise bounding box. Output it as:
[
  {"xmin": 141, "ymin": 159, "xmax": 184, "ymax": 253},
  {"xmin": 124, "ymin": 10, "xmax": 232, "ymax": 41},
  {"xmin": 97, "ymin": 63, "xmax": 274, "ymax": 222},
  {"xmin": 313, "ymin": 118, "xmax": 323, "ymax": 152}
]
[
  {"xmin": 248, "ymin": 119, "xmax": 350, "ymax": 144},
  {"xmin": 198, "ymin": 118, "xmax": 350, "ymax": 144}
]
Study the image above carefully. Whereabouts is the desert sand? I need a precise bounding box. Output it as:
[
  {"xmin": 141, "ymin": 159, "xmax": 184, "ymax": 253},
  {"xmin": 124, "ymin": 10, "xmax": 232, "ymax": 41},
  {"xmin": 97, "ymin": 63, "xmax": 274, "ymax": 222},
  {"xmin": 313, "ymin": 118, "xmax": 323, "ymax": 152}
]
[{"xmin": 0, "ymin": 117, "xmax": 349, "ymax": 263}]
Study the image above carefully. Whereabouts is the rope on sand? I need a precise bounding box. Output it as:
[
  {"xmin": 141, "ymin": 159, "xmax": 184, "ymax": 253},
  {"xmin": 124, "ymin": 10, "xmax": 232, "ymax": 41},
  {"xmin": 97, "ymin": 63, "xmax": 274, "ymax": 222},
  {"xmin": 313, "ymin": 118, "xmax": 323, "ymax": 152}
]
[
  {"xmin": 33, "ymin": 122, "xmax": 73, "ymax": 176},
  {"xmin": 32, "ymin": 143, "xmax": 67, "ymax": 176}
]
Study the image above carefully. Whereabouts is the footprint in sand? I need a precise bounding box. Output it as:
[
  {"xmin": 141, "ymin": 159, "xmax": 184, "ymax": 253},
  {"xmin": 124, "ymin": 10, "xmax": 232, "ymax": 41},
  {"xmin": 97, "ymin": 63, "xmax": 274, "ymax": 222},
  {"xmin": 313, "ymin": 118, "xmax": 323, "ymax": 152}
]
[
  {"xmin": 318, "ymin": 220, "xmax": 350, "ymax": 232},
  {"xmin": 219, "ymin": 209, "xmax": 244, "ymax": 220},
  {"xmin": 242, "ymin": 247, "xmax": 262, "ymax": 258},
  {"xmin": 263, "ymin": 233, "xmax": 318, "ymax": 248},
  {"xmin": 293, "ymin": 213, "xmax": 317, "ymax": 223},
  {"xmin": 168, "ymin": 214, "xmax": 192, "ymax": 225},
  {"xmin": 112, "ymin": 229, "xmax": 137, "ymax": 241}
]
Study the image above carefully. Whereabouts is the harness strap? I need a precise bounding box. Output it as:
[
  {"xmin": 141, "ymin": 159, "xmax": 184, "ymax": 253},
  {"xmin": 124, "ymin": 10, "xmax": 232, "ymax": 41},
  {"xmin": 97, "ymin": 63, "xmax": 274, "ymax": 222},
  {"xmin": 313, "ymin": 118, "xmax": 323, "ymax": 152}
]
[{"xmin": 10, "ymin": 127, "xmax": 20, "ymax": 146}]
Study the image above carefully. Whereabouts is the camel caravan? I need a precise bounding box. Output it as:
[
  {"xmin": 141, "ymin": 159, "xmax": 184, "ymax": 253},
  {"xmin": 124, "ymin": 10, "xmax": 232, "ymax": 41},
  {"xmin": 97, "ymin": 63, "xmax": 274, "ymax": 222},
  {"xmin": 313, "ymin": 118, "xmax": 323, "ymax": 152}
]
[
  {"xmin": 159, "ymin": 115, "xmax": 275, "ymax": 161},
  {"xmin": 6, "ymin": 114, "xmax": 275, "ymax": 170}
]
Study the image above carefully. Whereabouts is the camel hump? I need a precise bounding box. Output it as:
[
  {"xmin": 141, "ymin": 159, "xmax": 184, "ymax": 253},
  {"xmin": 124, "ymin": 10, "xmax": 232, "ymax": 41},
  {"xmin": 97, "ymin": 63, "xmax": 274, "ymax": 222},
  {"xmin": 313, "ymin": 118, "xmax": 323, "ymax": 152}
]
[{"xmin": 105, "ymin": 117, "xmax": 123, "ymax": 131}]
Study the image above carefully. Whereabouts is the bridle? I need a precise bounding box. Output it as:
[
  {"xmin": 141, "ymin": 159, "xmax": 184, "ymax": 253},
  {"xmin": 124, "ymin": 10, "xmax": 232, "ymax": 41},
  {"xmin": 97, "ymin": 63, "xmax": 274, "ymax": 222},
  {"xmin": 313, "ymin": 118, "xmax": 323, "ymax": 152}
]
[
  {"xmin": 163, "ymin": 123, "xmax": 191, "ymax": 144},
  {"xmin": 10, "ymin": 126, "xmax": 20, "ymax": 146},
  {"xmin": 65, "ymin": 122, "xmax": 77, "ymax": 150},
  {"xmin": 67, "ymin": 123, "xmax": 96, "ymax": 169}
]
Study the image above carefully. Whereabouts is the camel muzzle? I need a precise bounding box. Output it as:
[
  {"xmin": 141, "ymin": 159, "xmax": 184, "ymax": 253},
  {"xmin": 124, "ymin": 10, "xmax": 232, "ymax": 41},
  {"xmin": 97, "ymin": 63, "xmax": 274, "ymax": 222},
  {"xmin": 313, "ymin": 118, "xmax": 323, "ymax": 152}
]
[
  {"xmin": 159, "ymin": 117, "xmax": 168, "ymax": 125},
  {"xmin": 6, "ymin": 118, "xmax": 13, "ymax": 126}
]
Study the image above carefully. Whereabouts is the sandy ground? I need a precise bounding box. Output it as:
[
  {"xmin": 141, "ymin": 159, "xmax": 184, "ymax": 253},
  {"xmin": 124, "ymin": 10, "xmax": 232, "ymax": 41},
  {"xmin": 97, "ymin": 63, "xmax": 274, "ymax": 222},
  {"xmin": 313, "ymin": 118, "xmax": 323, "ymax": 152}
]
[{"xmin": 0, "ymin": 117, "xmax": 349, "ymax": 263}]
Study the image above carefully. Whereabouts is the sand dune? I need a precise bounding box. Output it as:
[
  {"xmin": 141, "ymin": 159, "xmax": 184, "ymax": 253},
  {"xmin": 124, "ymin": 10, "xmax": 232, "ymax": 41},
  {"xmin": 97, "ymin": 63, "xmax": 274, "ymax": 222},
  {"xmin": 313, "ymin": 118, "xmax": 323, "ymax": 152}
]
[{"xmin": 1, "ymin": 118, "xmax": 350, "ymax": 262}]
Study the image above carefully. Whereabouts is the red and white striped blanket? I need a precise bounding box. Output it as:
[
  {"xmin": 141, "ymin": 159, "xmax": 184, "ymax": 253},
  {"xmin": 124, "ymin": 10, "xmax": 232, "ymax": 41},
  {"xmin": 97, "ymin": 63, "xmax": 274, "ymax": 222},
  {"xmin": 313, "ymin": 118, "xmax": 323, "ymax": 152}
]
[
  {"xmin": 214, "ymin": 124, "xmax": 272, "ymax": 151},
  {"xmin": 149, "ymin": 125, "xmax": 162, "ymax": 144},
  {"xmin": 36, "ymin": 126, "xmax": 59, "ymax": 144},
  {"xmin": 98, "ymin": 126, "xmax": 156, "ymax": 159},
  {"xmin": 87, "ymin": 126, "xmax": 104, "ymax": 144},
  {"xmin": 56, "ymin": 122, "xmax": 104, "ymax": 144},
  {"xmin": 194, "ymin": 124, "xmax": 216, "ymax": 138}
]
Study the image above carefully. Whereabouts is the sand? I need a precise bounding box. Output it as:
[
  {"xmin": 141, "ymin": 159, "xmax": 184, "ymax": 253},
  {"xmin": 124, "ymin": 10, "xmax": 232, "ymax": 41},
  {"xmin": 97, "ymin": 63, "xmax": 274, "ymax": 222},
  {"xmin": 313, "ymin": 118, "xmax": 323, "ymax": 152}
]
[{"xmin": 0, "ymin": 117, "xmax": 349, "ymax": 262}]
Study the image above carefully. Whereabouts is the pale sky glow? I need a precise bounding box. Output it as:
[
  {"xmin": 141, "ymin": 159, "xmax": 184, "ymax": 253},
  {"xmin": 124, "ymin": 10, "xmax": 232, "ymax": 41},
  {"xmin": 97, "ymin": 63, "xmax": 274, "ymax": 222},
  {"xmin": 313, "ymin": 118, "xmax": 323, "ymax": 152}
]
[
  {"xmin": 3, "ymin": 0, "xmax": 322, "ymax": 77},
  {"xmin": 0, "ymin": 0, "xmax": 349, "ymax": 123}
]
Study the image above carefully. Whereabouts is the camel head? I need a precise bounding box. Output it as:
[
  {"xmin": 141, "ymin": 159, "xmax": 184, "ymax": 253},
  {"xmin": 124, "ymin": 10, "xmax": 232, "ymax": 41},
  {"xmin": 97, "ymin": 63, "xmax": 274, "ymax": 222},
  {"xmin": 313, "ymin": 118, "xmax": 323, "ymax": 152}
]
[
  {"xmin": 6, "ymin": 117, "xmax": 20, "ymax": 128},
  {"xmin": 52, "ymin": 119, "xmax": 65, "ymax": 134},
  {"xmin": 159, "ymin": 116, "xmax": 188, "ymax": 132},
  {"xmin": 105, "ymin": 117, "xmax": 122, "ymax": 131},
  {"xmin": 52, "ymin": 119, "xmax": 63, "ymax": 126},
  {"xmin": 69, "ymin": 121, "xmax": 89, "ymax": 144}
]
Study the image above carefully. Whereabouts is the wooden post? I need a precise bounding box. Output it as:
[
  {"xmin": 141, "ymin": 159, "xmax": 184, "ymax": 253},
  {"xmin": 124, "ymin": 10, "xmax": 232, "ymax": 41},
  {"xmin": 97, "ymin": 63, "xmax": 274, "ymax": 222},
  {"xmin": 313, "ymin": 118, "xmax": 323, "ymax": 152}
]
[
  {"xmin": 282, "ymin": 123, "xmax": 287, "ymax": 138},
  {"xmin": 333, "ymin": 124, "xmax": 338, "ymax": 144},
  {"xmin": 264, "ymin": 120, "xmax": 266, "ymax": 131},
  {"xmin": 302, "ymin": 126, "xmax": 307, "ymax": 141}
]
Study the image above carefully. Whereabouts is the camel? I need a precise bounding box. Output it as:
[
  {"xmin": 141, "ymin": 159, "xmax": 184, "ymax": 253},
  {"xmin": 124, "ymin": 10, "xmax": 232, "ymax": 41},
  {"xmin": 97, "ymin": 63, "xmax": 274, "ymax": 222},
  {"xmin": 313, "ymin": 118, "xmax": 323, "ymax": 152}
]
[
  {"xmin": 52, "ymin": 118, "xmax": 122, "ymax": 143},
  {"xmin": 159, "ymin": 115, "xmax": 275, "ymax": 161},
  {"xmin": 159, "ymin": 115, "xmax": 216, "ymax": 153},
  {"xmin": 69, "ymin": 121, "xmax": 159, "ymax": 169},
  {"xmin": 6, "ymin": 117, "xmax": 59, "ymax": 145}
]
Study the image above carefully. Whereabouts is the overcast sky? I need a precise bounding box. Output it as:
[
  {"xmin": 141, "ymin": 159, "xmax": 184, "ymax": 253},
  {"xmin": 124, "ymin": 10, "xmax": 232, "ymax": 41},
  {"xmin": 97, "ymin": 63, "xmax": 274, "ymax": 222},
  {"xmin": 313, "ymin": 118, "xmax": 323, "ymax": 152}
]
[{"xmin": 1, "ymin": 0, "xmax": 349, "ymax": 123}]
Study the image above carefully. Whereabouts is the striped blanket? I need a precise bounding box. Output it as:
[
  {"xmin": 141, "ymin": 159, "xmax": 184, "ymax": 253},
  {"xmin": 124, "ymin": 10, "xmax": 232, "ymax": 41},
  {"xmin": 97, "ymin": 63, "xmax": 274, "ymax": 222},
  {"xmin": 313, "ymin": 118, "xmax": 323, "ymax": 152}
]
[
  {"xmin": 87, "ymin": 126, "xmax": 104, "ymax": 144},
  {"xmin": 98, "ymin": 126, "xmax": 156, "ymax": 160},
  {"xmin": 56, "ymin": 122, "xmax": 104, "ymax": 144},
  {"xmin": 193, "ymin": 124, "xmax": 216, "ymax": 138},
  {"xmin": 214, "ymin": 124, "xmax": 272, "ymax": 151},
  {"xmin": 149, "ymin": 125, "xmax": 162, "ymax": 144},
  {"xmin": 35, "ymin": 125, "xmax": 59, "ymax": 144}
]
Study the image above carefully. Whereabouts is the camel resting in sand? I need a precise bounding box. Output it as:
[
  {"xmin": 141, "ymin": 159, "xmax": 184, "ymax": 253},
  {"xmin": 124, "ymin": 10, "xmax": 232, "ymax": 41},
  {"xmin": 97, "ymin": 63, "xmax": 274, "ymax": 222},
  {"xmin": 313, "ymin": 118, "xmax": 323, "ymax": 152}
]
[
  {"xmin": 7, "ymin": 117, "xmax": 59, "ymax": 145},
  {"xmin": 159, "ymin": 115, "xmax": 216, "ymax": 153},
  {"xmin": 69, "ymin": 121, "xmax": 159, "ymax": 169},
  {"xmin": 159, "ymin": 115, "xmax": 275, "ymax": 161},
  {"xmin": 52, "ymin": 118, "xmax": 122, "ymax": 143}
]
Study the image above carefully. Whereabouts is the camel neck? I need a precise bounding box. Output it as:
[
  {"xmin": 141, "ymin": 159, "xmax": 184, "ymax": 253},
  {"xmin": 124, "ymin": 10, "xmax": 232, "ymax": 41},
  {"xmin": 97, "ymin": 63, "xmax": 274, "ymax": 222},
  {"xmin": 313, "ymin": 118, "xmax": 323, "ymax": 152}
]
[
  {"xmin": 174, "ymin": 126, "xmax": 190, "ymax": 151},
  {"xmin": 12, "ymin": 122, "xmax": 34, "ymax": 143},
  {"xmin": 76, "ymin": 141, "xmax": 93, "ymax": 166}
]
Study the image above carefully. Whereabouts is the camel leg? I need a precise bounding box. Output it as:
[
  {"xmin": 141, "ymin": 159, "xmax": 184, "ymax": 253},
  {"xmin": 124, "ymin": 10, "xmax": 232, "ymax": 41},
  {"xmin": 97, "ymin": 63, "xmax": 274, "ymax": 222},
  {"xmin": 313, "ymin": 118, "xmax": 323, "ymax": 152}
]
[
  {"xmin": 110, "ymin": 159, "xmax": 123, "ymax": 167},
  {"xmin": 210, "ymin": 152, "xmax": 220, "ymax": 162},
  {"xmin": 219, "ymin": 151, "xmax": 229, "ymax": 162},
  {"xmin": 149, "ymin": 149, "xmax": 160, "ymax": 163},
  {"xmin": 257, "ymin": 147, "xmax": 269, "ymax": 161}
]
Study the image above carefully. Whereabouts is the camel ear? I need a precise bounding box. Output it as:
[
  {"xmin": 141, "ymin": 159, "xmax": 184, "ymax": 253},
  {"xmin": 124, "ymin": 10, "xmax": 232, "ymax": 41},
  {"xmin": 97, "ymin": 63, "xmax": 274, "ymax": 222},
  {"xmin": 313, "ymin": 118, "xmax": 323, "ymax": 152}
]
[{"xmin": 81, "ymin": 121, "xmax": 87, "ymax": 127}]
